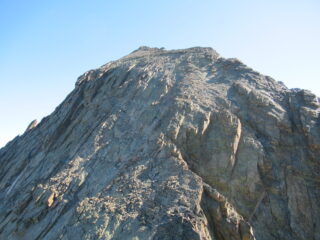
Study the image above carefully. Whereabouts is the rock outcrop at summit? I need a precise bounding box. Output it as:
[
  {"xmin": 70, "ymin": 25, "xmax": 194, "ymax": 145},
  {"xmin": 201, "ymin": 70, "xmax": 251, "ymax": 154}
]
[{"xmin": 0, "ymin": 47, "xmax": 319, "ymax": 240}]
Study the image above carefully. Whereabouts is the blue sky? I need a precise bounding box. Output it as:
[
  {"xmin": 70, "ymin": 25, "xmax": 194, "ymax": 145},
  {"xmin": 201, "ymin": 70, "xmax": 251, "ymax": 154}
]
[{"xmin": 0, "ymin": 0, "xmax": 319, "ymax": 147}]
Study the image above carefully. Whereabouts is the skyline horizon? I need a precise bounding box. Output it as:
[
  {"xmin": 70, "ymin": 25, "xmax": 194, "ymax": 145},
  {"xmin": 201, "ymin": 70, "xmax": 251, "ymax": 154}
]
[
  {"xmin": 1, "ymin": 0, "xmax": 319, "ymax": 148},
  {"xmin": 1, "ymin": 44, "xmax": 319, "ymax": 148}
]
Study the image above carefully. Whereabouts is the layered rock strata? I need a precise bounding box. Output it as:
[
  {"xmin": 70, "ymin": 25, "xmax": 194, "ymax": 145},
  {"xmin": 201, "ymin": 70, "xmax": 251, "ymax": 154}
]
[{"xmin": 0, "ymin": 47, "xmax": 319, "ymax": 240}]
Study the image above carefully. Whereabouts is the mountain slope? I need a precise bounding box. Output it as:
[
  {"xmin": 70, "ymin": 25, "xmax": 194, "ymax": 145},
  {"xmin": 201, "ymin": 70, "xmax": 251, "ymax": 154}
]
[{"xmin": 0, "ymin": 47, "xmax": 319, "ymax": 240}]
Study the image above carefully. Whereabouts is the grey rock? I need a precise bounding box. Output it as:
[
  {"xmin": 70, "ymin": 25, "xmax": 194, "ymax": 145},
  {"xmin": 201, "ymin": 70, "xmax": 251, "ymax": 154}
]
[
  {"xmin": 24, "ymin": 120, "xmax": 38, "ymax": 133},
  {"xmin": 0, "ymin": 47, "xmax": 319, "ymax": 240}
]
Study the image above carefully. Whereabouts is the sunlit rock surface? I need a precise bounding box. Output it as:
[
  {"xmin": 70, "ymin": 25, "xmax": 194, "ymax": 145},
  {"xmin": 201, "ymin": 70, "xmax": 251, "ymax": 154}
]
[{"xmin": 0, "ymin": 47, "xmax": 319, "ymax": 240}]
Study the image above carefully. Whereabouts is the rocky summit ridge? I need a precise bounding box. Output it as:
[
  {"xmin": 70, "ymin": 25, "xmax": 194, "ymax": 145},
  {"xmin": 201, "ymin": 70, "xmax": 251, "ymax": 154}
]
[{"xmin": 0, "ymin": 47, "xmax": 319, "ymax": 240}]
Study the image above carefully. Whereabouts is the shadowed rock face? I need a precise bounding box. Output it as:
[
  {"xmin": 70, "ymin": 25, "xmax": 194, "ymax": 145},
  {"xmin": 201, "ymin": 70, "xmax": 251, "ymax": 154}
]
[{"xmin": 0, "ymin": 47, "xmax": 319, "ymax": 240}]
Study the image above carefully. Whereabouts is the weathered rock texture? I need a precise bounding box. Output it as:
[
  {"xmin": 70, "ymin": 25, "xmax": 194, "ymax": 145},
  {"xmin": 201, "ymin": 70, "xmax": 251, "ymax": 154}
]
[{"xmin": 0, "ymin": 47, "xmax": 319, "ymax": 240}]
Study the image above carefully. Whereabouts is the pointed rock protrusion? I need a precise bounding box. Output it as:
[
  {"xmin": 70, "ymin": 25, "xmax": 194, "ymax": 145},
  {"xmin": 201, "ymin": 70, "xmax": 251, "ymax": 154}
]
[{"xmin": 24, "ymin": 119, "xmax": 38, "ymax": 133}]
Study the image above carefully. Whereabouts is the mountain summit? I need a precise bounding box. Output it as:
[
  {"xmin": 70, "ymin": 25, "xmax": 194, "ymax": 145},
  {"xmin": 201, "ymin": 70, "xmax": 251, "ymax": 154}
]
[{"xmin": 0, "ymin": 47, "xmax": 319, "ymax": 240}]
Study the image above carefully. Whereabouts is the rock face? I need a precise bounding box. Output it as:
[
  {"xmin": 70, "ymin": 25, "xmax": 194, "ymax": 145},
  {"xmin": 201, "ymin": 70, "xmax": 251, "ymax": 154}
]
[{"xmin": 0, "ymin": 47, "xmax": 319, "ymax": 240}]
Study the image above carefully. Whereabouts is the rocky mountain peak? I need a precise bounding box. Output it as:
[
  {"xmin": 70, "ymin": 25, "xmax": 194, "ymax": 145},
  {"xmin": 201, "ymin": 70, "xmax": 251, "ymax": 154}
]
[{"xmin": 0, "ymin": 47, "xmax": 319, "ymax": 240}]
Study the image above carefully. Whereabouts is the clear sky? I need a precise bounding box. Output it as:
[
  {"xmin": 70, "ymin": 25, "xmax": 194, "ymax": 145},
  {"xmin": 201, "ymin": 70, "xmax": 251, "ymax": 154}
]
[{"xmin": 0, "ymin": 0, "xmax": 319, "ymax": 148}]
